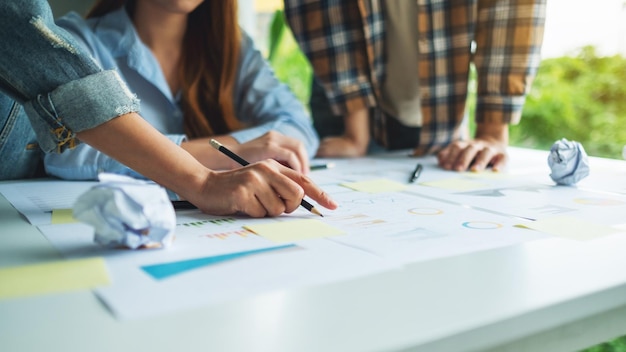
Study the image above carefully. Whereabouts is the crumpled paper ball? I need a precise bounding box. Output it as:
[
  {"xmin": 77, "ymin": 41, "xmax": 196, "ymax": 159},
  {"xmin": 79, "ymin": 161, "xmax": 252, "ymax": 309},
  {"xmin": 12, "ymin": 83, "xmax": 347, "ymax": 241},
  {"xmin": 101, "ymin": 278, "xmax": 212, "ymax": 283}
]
[
  {"xmin": 547, "ymin": 138, "xmax": 590, "ymax": 185},
  {"xmin": 73, "ymin": 173, "xmax": 176, "ymax": 249}
]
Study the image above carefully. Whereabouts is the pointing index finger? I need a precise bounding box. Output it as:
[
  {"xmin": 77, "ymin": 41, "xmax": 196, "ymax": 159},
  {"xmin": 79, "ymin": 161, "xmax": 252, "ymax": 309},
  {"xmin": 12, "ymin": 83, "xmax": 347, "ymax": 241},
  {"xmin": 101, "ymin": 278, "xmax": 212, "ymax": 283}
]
[{"xmin": 281, "ymin": 165, "xmax": 338, "ymax": 211}]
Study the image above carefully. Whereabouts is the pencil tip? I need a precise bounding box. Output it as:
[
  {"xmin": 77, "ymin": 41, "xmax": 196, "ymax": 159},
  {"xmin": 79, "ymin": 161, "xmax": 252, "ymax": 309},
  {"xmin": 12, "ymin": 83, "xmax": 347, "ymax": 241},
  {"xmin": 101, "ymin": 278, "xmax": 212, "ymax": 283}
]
[{"xmin": 311, "ymin": 208, "xmax": 323, "ymax": 217}]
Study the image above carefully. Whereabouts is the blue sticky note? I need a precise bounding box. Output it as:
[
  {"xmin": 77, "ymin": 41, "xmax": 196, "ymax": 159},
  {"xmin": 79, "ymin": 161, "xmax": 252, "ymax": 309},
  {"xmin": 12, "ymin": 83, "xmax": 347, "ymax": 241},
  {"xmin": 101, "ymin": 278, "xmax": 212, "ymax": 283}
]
[{"xmin": 141, "ymin": 244, "xmax": 296, "ymax": 280}]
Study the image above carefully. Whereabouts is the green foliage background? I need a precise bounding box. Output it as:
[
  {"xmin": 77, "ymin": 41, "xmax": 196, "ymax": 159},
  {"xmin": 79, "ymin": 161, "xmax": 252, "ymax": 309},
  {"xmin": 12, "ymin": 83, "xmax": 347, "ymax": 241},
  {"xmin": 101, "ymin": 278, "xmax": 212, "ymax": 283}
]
[
  {"xmin": 512, "ymin": 46, "xmax": 626, "ymax": 158},
  {"xmin": 266, "ymin": 10, "xmax": 312, "ymax": 109}
]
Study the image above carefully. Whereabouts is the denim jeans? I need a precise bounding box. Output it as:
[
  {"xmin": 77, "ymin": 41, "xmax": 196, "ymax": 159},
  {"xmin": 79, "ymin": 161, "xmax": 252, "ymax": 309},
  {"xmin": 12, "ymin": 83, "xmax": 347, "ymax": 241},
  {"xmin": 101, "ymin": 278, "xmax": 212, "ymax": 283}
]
[{"xmin": 0, "ymin": 1, "xmax": 140, "ymax": 179}]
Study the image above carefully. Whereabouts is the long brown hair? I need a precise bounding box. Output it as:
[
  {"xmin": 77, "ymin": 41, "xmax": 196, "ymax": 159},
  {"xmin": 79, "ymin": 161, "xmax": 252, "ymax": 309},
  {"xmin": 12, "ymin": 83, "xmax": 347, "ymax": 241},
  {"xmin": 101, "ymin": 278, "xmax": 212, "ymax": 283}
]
[{"xmin": 87, "ymin": 0, "xmax": 242, "ymax": 138}]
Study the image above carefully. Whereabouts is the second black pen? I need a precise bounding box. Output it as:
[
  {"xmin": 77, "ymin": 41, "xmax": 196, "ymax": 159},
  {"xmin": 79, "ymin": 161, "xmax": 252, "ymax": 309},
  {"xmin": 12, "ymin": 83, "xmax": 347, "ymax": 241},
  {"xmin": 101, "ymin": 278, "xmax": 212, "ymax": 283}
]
[{"xmin": 409, "ymin": 163, "xmax": 423, "ymax": 183}]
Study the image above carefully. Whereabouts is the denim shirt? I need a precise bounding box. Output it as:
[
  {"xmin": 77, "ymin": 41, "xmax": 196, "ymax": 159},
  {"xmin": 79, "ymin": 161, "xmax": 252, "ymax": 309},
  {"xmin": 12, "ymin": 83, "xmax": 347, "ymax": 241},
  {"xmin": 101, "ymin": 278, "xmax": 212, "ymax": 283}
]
[
  {"xmin": 44, "ymin": 8, "xmax": 318, "ymax": 180},
  {"xmin": 0, "ymin": 1, "xmax": 140, "ymax": 180}
]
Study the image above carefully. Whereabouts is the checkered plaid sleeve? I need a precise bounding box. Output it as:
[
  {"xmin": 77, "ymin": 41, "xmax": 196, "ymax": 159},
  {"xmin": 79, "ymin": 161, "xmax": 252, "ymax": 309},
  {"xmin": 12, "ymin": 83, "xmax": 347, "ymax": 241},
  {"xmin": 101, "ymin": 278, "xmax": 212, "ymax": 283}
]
[
  {"xmin": 284, "ymin": 0, "xmax": 383, "ymax": 116},
  {"xmin": 474, "ymin": 0, "xmax": 546, "ymax": 125}
]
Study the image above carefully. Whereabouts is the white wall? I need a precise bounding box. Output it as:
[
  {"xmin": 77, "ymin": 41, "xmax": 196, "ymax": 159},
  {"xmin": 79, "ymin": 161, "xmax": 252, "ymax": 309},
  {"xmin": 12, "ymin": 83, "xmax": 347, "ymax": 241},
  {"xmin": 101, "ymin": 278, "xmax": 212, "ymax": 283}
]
[{"xmin": 543, "ymin": 0, "xmax": 626, "ymax": 58}]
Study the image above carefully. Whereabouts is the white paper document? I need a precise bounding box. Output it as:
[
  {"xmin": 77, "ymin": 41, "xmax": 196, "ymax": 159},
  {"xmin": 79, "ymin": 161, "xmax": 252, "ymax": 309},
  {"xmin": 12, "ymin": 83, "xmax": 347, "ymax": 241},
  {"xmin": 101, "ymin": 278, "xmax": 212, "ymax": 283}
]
[
  {"xmin": 38, "ymin": 219, "xmax": 396, "ymax": 320},
  {"xmin": 0, "ymin": 180, "xmax": 96, "ymax": 225},
  {"xmin": 12, "ymin": 151, "xmax": 618, "ymax": 321},
  {"xmin": 323, "ymin": 191, "xmax": 548, "ymax": 265}
]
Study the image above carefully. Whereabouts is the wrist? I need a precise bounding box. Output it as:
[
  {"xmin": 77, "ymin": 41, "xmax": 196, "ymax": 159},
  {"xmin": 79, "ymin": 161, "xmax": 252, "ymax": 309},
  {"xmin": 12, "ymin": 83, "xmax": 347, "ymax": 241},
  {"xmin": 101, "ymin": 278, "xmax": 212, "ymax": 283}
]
[
  {"xmin": 475, "ymin": 122, "xmax": 509, "ymax": 144},
  {"xmin": 344, "ymin": 108, "xmax": 370, "ymax": 147},
  {"xmin": 176, "ymin": 167, "xmax": 215, "ymax": 205}
]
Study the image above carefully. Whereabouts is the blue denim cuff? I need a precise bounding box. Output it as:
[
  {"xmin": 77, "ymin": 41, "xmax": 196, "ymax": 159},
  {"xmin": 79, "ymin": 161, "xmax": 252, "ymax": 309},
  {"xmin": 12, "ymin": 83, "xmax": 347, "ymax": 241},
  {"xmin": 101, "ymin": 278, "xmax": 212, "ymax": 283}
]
[{"xmin": 23, "ymin": 70, "xmax": 140, "ymax": 153}]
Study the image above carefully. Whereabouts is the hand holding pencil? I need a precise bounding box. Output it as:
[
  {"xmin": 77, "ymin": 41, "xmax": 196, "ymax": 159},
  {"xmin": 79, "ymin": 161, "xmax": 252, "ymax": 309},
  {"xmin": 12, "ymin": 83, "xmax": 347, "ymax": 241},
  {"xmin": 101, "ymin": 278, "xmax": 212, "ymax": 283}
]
[{"xmin": 197, "ymin": 139, "xmax": 337, "ymax": 217}]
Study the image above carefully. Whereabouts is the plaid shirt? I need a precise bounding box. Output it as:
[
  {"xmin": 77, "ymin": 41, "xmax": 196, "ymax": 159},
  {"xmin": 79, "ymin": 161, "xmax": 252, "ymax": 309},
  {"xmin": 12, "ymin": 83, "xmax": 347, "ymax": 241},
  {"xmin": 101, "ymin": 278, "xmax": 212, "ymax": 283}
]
[{"xmin": 285, "ymin": 0, "xmax": 546, "ymax": 155}]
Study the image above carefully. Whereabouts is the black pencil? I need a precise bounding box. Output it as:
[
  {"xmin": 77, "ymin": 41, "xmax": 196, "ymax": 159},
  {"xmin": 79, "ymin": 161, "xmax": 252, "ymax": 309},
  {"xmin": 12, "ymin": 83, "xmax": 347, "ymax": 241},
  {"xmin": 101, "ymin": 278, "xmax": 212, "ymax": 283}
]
[
  {"xmin": 209, "ymin": 139, "xmax": 323, "ymax": 217},
  {"xmin": 171, "ymin": 200, "xmax": 197, "ymax": 210}
]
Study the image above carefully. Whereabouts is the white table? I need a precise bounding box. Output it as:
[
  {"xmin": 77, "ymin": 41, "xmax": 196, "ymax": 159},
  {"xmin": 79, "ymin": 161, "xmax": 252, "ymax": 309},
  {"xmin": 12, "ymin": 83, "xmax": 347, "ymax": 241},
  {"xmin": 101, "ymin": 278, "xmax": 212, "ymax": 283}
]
[{"xmin": 2, "ymin": 148, "xmax": 626, "ymax": 352}]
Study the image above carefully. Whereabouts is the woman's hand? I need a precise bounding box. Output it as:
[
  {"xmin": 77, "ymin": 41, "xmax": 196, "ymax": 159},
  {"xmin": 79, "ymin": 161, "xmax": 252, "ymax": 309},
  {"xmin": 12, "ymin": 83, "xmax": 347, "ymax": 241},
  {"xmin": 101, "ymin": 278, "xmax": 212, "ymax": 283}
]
[
  {"xmin": 229, "ymin": 131, "xmax": 310, "ymax": 174},
  {"xmin": 189, "ymin": 159, "xmax": 338, "ymax": 217}
]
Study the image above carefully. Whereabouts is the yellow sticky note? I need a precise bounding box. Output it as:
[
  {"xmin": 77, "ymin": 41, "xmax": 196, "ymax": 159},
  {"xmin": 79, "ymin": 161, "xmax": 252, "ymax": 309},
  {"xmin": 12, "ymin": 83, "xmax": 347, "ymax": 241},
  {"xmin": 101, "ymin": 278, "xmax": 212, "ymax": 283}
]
[
  {"xmin": 420, "ymin": 178, "xmax": 487, "ymax": 191},
  {"xmin": 51, "ymin": 208, "xmax": 77, "ymax": 224},
  {"xmin": 520, "ymin": 216, "xmax": 624, "ymax": 241},
  {"xmin": 341, "ymin": 179, "xmax": 407, "ymax": 193},
  {"xmin": 244, "ymin": 219, "xmax": 344, "ymax": 243},
  {"xmin": 0, "ymin": 257, "xmax": 110, "ymax": 300}
]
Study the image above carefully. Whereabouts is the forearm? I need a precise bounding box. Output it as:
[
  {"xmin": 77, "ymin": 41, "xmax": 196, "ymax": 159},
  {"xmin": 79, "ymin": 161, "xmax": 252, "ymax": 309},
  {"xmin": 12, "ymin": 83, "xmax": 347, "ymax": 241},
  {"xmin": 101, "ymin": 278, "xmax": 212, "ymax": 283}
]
[
  {"xmin": 344, "ymin": 107, "xmax": 370, "ymax": 146},
  {"xmin": 45, "ymin": 132, "xmax": 188, "ymax": 180},
  {"xmin": 474, "ymin": 121, "xmax": 509, "ymax": 145},
  {"xmin": 44, "ymin": 143, "xmax": 137, "ymax": 180},
  {"xmin": 76, "ymin": 113, "xmax": 211, "ymax": 200},
  {"xmin": 181, "ymin": 136, "xmax": 240, "ymax": 170}
]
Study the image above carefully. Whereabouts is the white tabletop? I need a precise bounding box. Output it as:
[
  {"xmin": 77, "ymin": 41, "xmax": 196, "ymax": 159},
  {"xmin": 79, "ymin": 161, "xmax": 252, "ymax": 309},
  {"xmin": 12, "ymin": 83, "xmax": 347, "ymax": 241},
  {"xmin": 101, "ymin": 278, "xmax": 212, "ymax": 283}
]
[{"xmin": 2, "ymin": 147, "xmax": 626, "ymax": 352}]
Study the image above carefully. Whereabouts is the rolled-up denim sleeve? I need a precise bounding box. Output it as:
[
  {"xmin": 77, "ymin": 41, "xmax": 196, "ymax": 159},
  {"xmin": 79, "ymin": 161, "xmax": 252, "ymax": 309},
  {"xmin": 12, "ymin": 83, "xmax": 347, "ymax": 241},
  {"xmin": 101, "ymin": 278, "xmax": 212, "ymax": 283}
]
[
  {"xmin": 23, "ymin": 70, "xmax": 140, "ymax": 153},
  {"xmin": 0, "ymin": 1, "xmax": 140, "ymax": 153}
]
